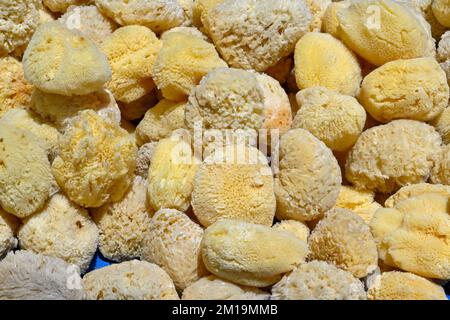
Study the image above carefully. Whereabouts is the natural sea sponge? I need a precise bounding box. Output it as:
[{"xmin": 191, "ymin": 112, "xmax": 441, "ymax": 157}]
[
  {"xmin": 345, "ymin": 120, "xmax": 442, "ymax": 193},
  {"xmin": 384, "ymin": 183, "xmax": 450, "ymax": 208},
  {"xmin": 274, "ymin": 128, "xmax": 341, "ymax": 222},
  {"xmin": 95, "ymin": 0, "xmax": 185, "ymax": 34},
  {"xmin": 294, "ymin": 33, "xmax": 362, "ymax": 96},
  {"xmin": 192, "ymin": 144, "xmax": 276, "ymax": 227},
  {"xmin": 336, "ymin": 0, "xmax": 431, "ymax": 66},
  {"xmin": 322, "ymin": 1, "xmax": 350, "ymax": 36},
  {"xmin": 192, "ymin": 0, "xmax": 224, "ymax": 29},
  {"xmin": 0, "ymin": 251, "xmax": 84, "ymax": 300},
  {"xmin": 430, "ymin": 144, "xmax": 450, "ymax": 185},
  {"xmin": 91, "ymin": 176, "xmax": 154, "ymax": 262},
  {"xmin": 135, "ymin": 142, "xmax": 157, "ymax": 179},
  {"xmin": 201, "ymin": 219, "xmax": 309, "ymax": 287},
  {"xmin": 306, "ymin": 0, "xmax": 332, "ymax": 31},
  {"xmin": 336, "ymin": 185, "xmax": 382, "ymax": 224},
  {"xmin": 51, "ymin": 110, "xmax": 137, "ymax": 208},
  {"xmin": 272, "ymin": 261, "xmax": 367, "ymax": 300},
  {"xmin": 0, "ymin": 209, "xmax": 18, "ymax": 259},
  {"xmin": 309, "ymin": 208, "xmax": 378, "ymax": 278},
  {"xmin": 293, "ymin": 87, "xmax": 366, "ymax": 152},
  {"xmin": 431, "ymin": 107, "xmax": 450, "ymax": 145},
  {"xmin": 83, "ymin": 260, "xmax": 179, "ymax": 300},
  {"xmin": 161, "ymin": 26, "xmax": 208, "ymax": 41},
  {"xmin": 101, "ymin": 26, "xmax": 162, "ymax": 104},
  {"xmin": 44, "ymin": 0, "xmax": 93, "ymax": 13},
  {"xmin": 432, "ymin": 0, "xmax": 450, "ymax": 27},
  {"xmin": 23, "ymin": 21, "xmax": 111, "ymax": 96},
  {"xmin": 18, "ymin": 194, "xmax": 98, "ymax": 273},
  {"xmin": 202, "ymin": 0, "xmax": 312, "ymax": 72},
  {"xmin": 272, "ymin": 220, "xmax": 310, "ymax": 242},
  {"xmin": 182, "ymin": 276, "xmax": 269, "ymax": 300},
  {"xmin": 437, "ymin": 31, "xmax": 450, "ymax": 85},
  {"xmin": 141, "ymin": 209, "xmax": 206, "ymax": 290},
  {"xmin": 359, "ymin": 58, "xmax": 449, "ymax": 123}
]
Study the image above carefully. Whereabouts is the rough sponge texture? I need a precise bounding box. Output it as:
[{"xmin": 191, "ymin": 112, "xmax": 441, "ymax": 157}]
[
  {"xmin": 437, "ymin": 31, "xmax": 450, "ymax": 85},
  {"xmin": 336, "ymin": 0, "xmax": 431, "ymax": 66},
  {"xmin": 95, "ymin": 0, "xmax": 185, "ymax": 34},
  {"xmin": 0, "ymin": 251, "xmax": 84, "ymax": 300},
  {"xmin": 0, "ymin": 57, "xmax": 33, "ymax": 117},
  {"xmin": 23, "ymin": 21, "xmax": 111, "ymax": 96},
  {"xmin": 384, "ymin": 183, "xmax": 450, "ymax": 207},
  {"xmin": 192, "ymin": 144, "xmax": 276, "ymax": 227},
  {"xmin": 152, "ymin": 32, "xmax": 227, "ymax": 102},
  {"xmin": 141, "ymin": 209, "xmax": 206, "ymax": 290},
  {"xmin": 345, "ymin": 120, "xmax": 442, "ymax": 193},
  {"xmin": 0, "ymin": 209, "xmax": 18, "ymax": 259},
  {"xmin": 359, "ymin": 58, "xmax": 449, "ymax": 123},
  {"xmin": 101, "ymin": 26, "xmax": 161, "ymax": 104},
  {"xmin": 91, "ymin": 176, "xmax": 154, "ymax": 262},
  {"xmin": 0, "ymin": 0, "xmax": 41, "ymax": 56},
  {"xmin": 274, "ymin": 128, "xmax": 341, "ymax": 222},
  {"xmin": 272, "ymin": 220, "xmax": 310, "ymax": 242},
  {"xmin": 51, "ymin": 110, "xmax": 137, "ymax": 208},
  {"xmin": 0, "ymin": 122, "xmax": 57, "ymax": 218},
  {"xmin": 192, "ymin": 0, "xmax": 224, "ymax": 28},
  {"xmin": 161, "ymin": 26, "xmax": 209, "ymax": 41},
  {"xmin": 306, "ymin": 0, "xmax": 333, "ymax": 31},
  {"xmin": 294, "ymin": 33, "xmax": 362, "ymax": 96},
  {"xmin": 432, "ymin": 0, "xmax": 450, "ymax": 27},
  {"xmin": 336, "ymin": 185, "xmax": 382, "ymax": 224},
  {"xmin": 322, "ymin": 0, "xmax": 350, "ymax": 36},
  {"xmin": 431, "ymin": 107, "xmax": 450, "ymax": 144},
  {"xmin": 83, "ymin": 260, "xmax": 179, "ymax": 300},
  {"xmin": 135, "ymin": 142, "xmax": 157, "ymax": 179},
  {"xmin": 272, "ymin": 261, "xmax": 367, "ymax": 300},
  {"xmin": 201, "ymin": 219, "xmax": 309, "ymax": 287},
  {"xmin": 368, "ymin": 271, "xmax": 447, "ymax": 300},
  {"xmin": 44, "ymin": 0, "xmax": 93, "ymax": 13},
  {"xmin": 430, "ymin": 144, "xmax": 450, "ymax": 185},
  {"xmin": 182, "ymin": 276, "xmax": 270, "ymax": 300},
  {"xmin": 148, "ymin": 136, "xmax": 199, "ymax": 212},
  {"xmin": 293, "ymin": 87, "xmax": 366, "ymax": 152},
  {"xmin": 309, "ymin": 208, "xmax": 378, "ymax": 278},
  {"xmin": 202, "ymin": 0, "xmax": 312, "ymax": 72},
  {"xmin": 18, "ymin": 194, "xmax": 99, "ymax": 273}
]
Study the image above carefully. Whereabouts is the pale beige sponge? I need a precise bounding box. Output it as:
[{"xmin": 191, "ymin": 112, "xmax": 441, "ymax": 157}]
[
  {"xmin": 272, "ymin": 261, "xmax": 367, "ymax": 300},
  {"xmin": 136, "ymin": 99, "xmax": 187, "ymax": 146},
  {"xmin": 0, "ymin": 209, "xmax": 18, "ymax": 259},
  {"xmin": 178, "ymin": 0, "xmax": 194, "ymax": 26},
  {"xmin": 345, "ymin": 120, "xmax": 442, "ymax": 193},
  {"xmin": 306, "ymin": 0, "xmax": 332, "ymax": 31},
  {"xmin": 202, "ymin": 0, "xmax": 312, "ymax": 72},
  {"xmin": 336, "ymin": 185, "xmax": 382, "ymax": 224},
  {"xmin": 359, "ymin": 58, "xmax": 449, "ymax": 123},
  {"xmin": 336, "ymin": 0, "xmax": 431, "ymax": 66},
  {"xmin": 0, "ymin": 0, "xmax": 41, "ymax": 56},
  {"xmin": 432, "ymin": 0, "xmax": 450, "ymax": 27},
  {"xmin": 135, "ymin": 142, "xmax": 157, "ymax": 179},
  {"xmin": 148, "ymin": 135, "xmax": 199, "ymax": 212},
  {"xmin": 294, "ymin": 33, "xmax": 362, "ymax": 96},
  {"xmin": 265, "ymin": 57, "xmax": 293, "ymax": 85},
  {"xmin": 51, "ymin": 110, "xmax": 137, "ymax": 208},
  {"xmin": 368, "ymin": 271, "xmax": 447, "ymax": 300},
  {"xmin": 95, "ymin": 0, "xmax": 185, "ymax": 34},
  {"xmin": 0, "ymin": 57, "xmax": 33, "ymax": 117},
  {"xmin": 44, "ymin": 0, "xmax": 93, "ymax": 13},
  {"xmin": 0, "ymin": 251, "xmax": 84, "ymax": 300},
  {"xmin": 141, "ymin": 209, "xmax": 206, "ymax": 290},
  {"xmin": 431, "ymin": 107, "xmax": 450, "ymax": 144},
  {"xmin": 0, "ymin": 122, "xmax": 57, "ymax": 218},
  {"xmin": 370, "ymin": 193, "xmax": 450, "ymax": 279},
  {"xmin": 91, "ymin": 176, "xmax": 154, "ymax": 262},
  {"xmin": 430, "ymin": 144, "xmax": 450, "ymax": 188},
  {"xmin": 101, "ymin": 25, "xmax": 162, "ymax": 104},
  {"xmin": 18, "ymin": 194, "xmax": 99, "ymax": 273},
  {"xmin": 182, "ymin": 275, "xmax": 269, "ymax": 300},
  {"xmin": 309, "ymin": 208, "xmax": 378, "ymax": 278},
  {"xmin": 161, "ymin": 26, "xmax": 208, "ymax": 41},
  {"xmin": 437, "ymin": 31, "xmax": 450, "ymax": 85},
  {"xmin": 83, "ymin": 260, "xmax": 179, "ymax": 300},
  {"xmin": 23, "ymin": 21, "xmax": 111, "ymax": 96},
  {"xmin": 272, "ymin": 220, "xmax": 310, "ymax": 242},
  {"xmin": 201, "ymin": 219, "xmax": 309, "ymax": 287},
  {"xmin": 59, "ymin": 5, "xmax": 117, "ymax": 46},
  {"xmin": 293, "ymin": 87, "xmax": 366, "ymax": 152},
  {"xmin": 38, "ymin": 5, "xmax": 56, "ymax": 26},
  {"xmin": 274, "ymin": 128, "xmax": 341, "ymax": 222},
  {"xmin": 152, "ymin": 32, "xmax": 227, "ymax": 102},
  {"xmin": 384, "ymin": 183, "xmax": 450, "ymax": 207},
  {"xmin": 119, "ymin": 92, "xmax": 158, "ymax": 121},
  {"xmin": 192, "ymin": 144, "xmax": 276, "ymax": 227},
  {"xmin": 30, "ymin": 89, "xmax": 121, "ymax": 130}
]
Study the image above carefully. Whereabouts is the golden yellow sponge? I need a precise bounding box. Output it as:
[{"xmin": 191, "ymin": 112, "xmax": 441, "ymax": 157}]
[
  {"xmin": 18, "ymin": 194, "xmax": 99, "ymax": 273},
  {"xmin": 52, "ymin": 110, "xmax": 137, "ymax": 208},
  {"xmin": 272, "ymin": 220, "xmax": 310, "ymax": 242},
  {"xmin": 336, "ymin": 0, "xmax": 431, "ymax": 66},
  {"xmin": 192, "ymin": 0, "xmax": 224, "ymax": 29},
  {"xmin": 141, "ymin": 209, "xmax": 207, "ymax": 290},
  {"xmin": 275, "ymin": 128, "xmax": 341, "ymax": 222},
  {"xmin": 293, "ymin": 87, "xmax": 366, "ymax": 152},
  {"xmin": 101, "ymin": 26, "xmax": 161, "ymax": 104},
  {"xmin": 192, "ymin": 144, "xmax": 276, "ymax": 227},
  {"xmin": 359, "ymin": 58, "xmax": 449, "ymax": 123},
  {"xmin": 0, "ymin": 209, "xmax": 18, "ymax": 259},
  {"xmin": 368, "ymin": 271, "xmax": 447, "ymax": 300},
  {"xmin": 322, "ymin": 1, "xmax": 350, "ymax": 36},
  {"xmin": 431, "ymin": 106, "xmax": 450, "ymax": 145},
  {"xmin": 152, "ymin": 32, "xmax": 226, "ymax": 102},
  {"xmin": 83, "ymin": 260, "xmax": 179, "ymax": 300},
  {"xmin": 201, "ymin": 219, "xmax": 309, "ymax": 287},
  {"xmin": 345, "ymin": 120, "xmax": 442, "ymax": 193},
  {"xmin": 336, "ymin": 185, "xmax": 382, "ymax": 224},
  {"xmin": 202, "ymin": 0, "xmax": 312, "ymax": 72},
  {"xmin": 432, "ymin": 0, "xmax": 450, "ymax": 27},
  {"xmin": 384, "ymin": 183, "xmax": 450, "ymax": 207},
  {"xmin": 309, "ymin": 208, "xmax": 378, "ymax": 278},
  {"xmin": 91, "ymin": 176, "xmax": 154, "ymax": 262},
  {"xmin": 430, "ymin": 144, "xmax": 450, "ymax": 185}
]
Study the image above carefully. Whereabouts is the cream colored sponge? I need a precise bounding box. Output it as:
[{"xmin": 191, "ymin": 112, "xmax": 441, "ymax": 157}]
[
  {"xmin": 384, "ymin": 183, "xmax": 450, "ymax": 208},
  {"xmin": 272, "ymin": 220, "xmax": 310, "ymax": 242},
  {"xmin": 44, "ymin": 0, "xmax": 93, "ymax": 13},
  {"xmin": 336, "ymin": 185, "xmax": 382, "ymax": 224},
  {"xmin": 201, "ymin": 219, "xmax": 309, "ymax": 287},
  {"xmin": 431, "ymin": 107, "xmax": 450, "ymax": 144},
  {"xmin": 430, "ymin": 144, "xmax": 450, "ymax": 185},
  {"xmin": 23, "ymin": 21, "xmax": 111, "ymax": 96},
  {"xmin": 0, "ymin": 209, "xmax": 18, "ymax": 259}
]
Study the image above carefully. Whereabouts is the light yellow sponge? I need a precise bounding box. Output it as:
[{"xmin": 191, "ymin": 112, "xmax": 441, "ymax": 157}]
[
  {"xmin": 336, "ymin": 185, "xmax": 382, "ymax": 224},
  {"xmin": 431, "ymin": 106, "xmax": 450, "ymax": 144},
  {"xmin": 272, "ymin": 220, "xmax": 310, "ymax": 242},
  {"xmin": 384, "ymin": 183, "xmax": 450, "ymax": 208},
  {"xmin": 430, "ymin": 144, "xmax": 450, "ymax": 185}
]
